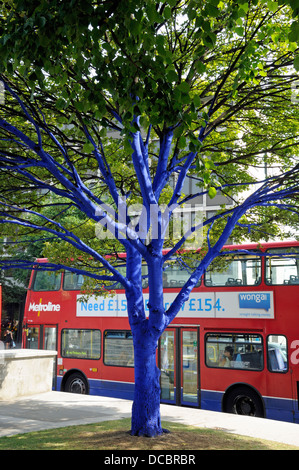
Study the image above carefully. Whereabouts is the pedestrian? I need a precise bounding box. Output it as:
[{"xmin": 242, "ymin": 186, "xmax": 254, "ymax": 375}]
[{"xmin": 4, "ymin": 329, "xmax": 13, "ymax": 349}]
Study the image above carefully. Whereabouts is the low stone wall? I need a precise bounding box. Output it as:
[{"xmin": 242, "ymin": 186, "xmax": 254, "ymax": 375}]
[{"xmin": 0, "ymin": 349, "xmax": 57, "ymax": 400}]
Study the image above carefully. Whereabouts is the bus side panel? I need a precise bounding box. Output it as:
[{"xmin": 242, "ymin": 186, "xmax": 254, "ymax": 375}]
[
  {"xmin": 57, "ymin": 315, "xmax": 136, "ymax": 401},
  {"xmin": 200, "ymin": 389, "xmax": 223, "ymax": 412},
  {"xmin": 56, "ymin": 375, "xmax": 135, "ymax": 400},
  {"xmin": 263, "ymin": 396, "xmax": 297, "ymax": 423}
]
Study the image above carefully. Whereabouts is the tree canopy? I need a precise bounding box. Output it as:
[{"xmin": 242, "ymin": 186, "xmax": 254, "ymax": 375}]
[
  {"xmin": 1, "ymin": 0, "xmax": 299, "ymax": 436},
  {"xmin": 0, "ymin": 3, "xmax": 298, "ymax": 252}
]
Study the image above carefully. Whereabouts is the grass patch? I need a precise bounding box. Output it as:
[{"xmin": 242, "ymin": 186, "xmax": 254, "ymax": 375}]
[{"xmin": 0, "ymin": 419, "xmax": 297, "ymax": 450}]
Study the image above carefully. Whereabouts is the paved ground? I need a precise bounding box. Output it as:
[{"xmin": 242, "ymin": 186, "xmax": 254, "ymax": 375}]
[{"xmin": 0, "ymin": 391, "xmax": 298, "ymax": 447}]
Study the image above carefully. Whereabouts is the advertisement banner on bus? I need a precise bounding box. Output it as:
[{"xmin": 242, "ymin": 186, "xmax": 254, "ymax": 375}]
[{"xmin": 76, "ymin": 291, "xmax": 274, "ymax": 319}]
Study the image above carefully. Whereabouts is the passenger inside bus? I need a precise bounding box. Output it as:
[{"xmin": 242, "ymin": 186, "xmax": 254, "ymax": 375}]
[
  {"xmin": 163, "ymin": 272, "xmax": 169, "ymax": 287},
  {"xmin": 206, "ymin": 333, "xmax": 264, "ymax": 370},
  {"xmin": 219, "ymin": 346, "xmax": 234, "ymax": 367}
]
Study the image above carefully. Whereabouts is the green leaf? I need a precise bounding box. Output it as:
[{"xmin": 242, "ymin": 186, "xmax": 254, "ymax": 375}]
[
  {"xmin": 187, "ymin": 8, "xmax": 197, "ymax": 21},
  {"xmin": 267, "ymin": 1, "xmax": 278, "ymax": 12},
  {"xmin": 294, "ymin": 56, "xmax": 299, "ymax": 71},
  {"xmin": 177, "ymin": 81, "xmax": 190, "ymax": 94},
  {"xmin": 208, "ymin": 186, "xmax": 217, "ymax": 199},
  {"xmin": 38, "ymin": 16, "xmax": 47, "ymax": 28},
  {"xmin": 206, "ymin": 4, "xmax": 219, "ymax": 17},
  {"xmin": 203, "ymin": 32, "xmax": 216, "ymax": 48},
  {"xmin": 195, "ymin": 61, "xmax": 206, "ymax": 74},
  {"xmin": 83, "ymin": 142, "xmax": 94, "ymax": 153},
  {"xmin": 235, "ymin": 27, "xmax": 244, "ymax": 37},
  {"xmin": 146, "ymin": 4, "xmax": 161, "ymax": 23},
  {"xmin": 239, "ymin": 2, "xmax": 249, "ymax": 13},
  {"xmin": 204, "ymin": 159, "xmax": 216, "ymax": 170},
  {"xmin": 289, "ymin": 22, "xmax": 299, "ymax": 43},
  {"xmin": 55, "ymin": 98, "xmax": 67, "ymax": 110},
  {"xmin": 163, "ymin": 6, "xmax": 172, "ymax": 19},
  {"xmin": 178, "ymin": 136, "xmax": 187, "ymax": 149},
  {"xmin": 1, "ymin": 34, "xmax": 10, "ymax": 46},
  {"xmin": 193, "ymin": 95, "xmax": 202, "ymax": 107},
  {"xmin": 167, "ymin": 69, "xmax": 178, "ymax": 82}
]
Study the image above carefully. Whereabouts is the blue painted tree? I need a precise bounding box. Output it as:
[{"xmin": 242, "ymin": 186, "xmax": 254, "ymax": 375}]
[{"xmin": 1, "ymin": 1, "xmax": 299, "ymax": 436}]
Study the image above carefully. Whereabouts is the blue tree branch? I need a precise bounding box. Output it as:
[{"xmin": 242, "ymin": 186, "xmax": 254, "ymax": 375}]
[
  {"xmin": 0, "ymin": 259, "xmax": 119, "ymax": 283},
  {"xmin": 152, "ymin": 128, "xmax": 174, "ymax": 200},
  {"xmin": 0, "ymin": 201, "xmax": 130, "ymax": 288}
]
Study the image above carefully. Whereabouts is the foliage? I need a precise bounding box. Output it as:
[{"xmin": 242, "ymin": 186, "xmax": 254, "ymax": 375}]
[{"xmin": 1, "ymin": 0, "xmax": 299, "ymax": 436}]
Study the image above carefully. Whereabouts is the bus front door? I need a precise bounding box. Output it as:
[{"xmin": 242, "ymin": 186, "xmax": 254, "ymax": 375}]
[
  {"xmin": 159, "ymin": 327, "xmax": 200, "ymax": 407},
  {"xmin": 25, "ymin": 324, "xmax": 58, "ymax": 351},
  {"xmin": 25, "ymin": 324, "xmax": 58, "ymax": 388},
  {"xmin": 43, "ymin": 325, "xmax": 58, "ymax": 389},
  {"xmin": 25, "ymin": 325, "xmax": 40, "ymax": 349},
  {"xmin": 43, "ymin": 325, "xmax": 57, "ymax": 351}
]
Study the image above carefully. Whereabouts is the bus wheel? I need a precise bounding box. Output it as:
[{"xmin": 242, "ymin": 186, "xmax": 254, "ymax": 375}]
[
  {"xmin": 225, "ymin": 386, "xmax": 264, "ymax": 417},
  {"xmin": 64, "ymin": 373, "xmax": 88, "ymax": 394}
]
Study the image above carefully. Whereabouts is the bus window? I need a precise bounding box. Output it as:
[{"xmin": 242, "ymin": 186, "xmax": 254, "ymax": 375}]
[
  {"xmin": 61, "ymin": 329, "xmax": 101, "ymax": 359},
  {"xmin": 104, "ymin": 330, "xmax": 134, "ymax": 367},
  {"xmin": 265, "ymin": 247, "xmax": 299, "ymax": 285},
  {"xmin": 104, "ymin": 265, "xmax": 127, "ymax": 290},
  {"xmin": 163, "ymin": 261, "xmax": 198, "ymax": 288},
  {"xmin": 205, "ymin": 255, "xmax": 261, "ymax": 287},
  {"xmin": 205, "ymin": 333, "xmax": 263, "ymax": 370},
  {"xmin": 267, "ymin": 335, "xmax": 288, "ymax": 372},
  {"xmin": 63, "ymin": 272, "xmax": 85, "ymax": 290},
  {"xmin": 142, "ymin": 264, "xmax": 149, "ymax": 289},
  {"xmin": 33, "ymin": 271, "xmax": 62, "ymax": 291}
]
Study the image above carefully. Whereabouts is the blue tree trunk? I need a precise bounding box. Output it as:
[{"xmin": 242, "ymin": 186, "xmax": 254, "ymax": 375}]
[
  {"xmin": 126, "ymin": 248, "xmax": 167, "ymax": 436},
  {"xmin": 130, "ymin": 322, "xmax": 163, "ymax": 437}
]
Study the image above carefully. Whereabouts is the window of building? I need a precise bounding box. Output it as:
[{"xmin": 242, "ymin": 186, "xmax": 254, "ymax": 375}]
[{"xmin": 205, "ymin": 333, "xmax": 263, "ymax": 370}]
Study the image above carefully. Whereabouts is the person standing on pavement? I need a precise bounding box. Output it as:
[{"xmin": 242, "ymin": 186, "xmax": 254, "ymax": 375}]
[{"xmin": 3, "ymin": 329, "xmax": 13, "ymax": 349}]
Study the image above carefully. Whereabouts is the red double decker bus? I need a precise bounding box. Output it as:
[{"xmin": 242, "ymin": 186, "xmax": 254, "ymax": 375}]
[{"xmin": 22, "ymin": 241, "xmax": 299, "ymax": 423}]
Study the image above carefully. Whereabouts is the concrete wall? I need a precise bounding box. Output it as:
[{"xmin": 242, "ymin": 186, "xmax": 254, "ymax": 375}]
[{"xmin": 0, "ymin": 349, "xmax": 57, "ymax": 400}]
